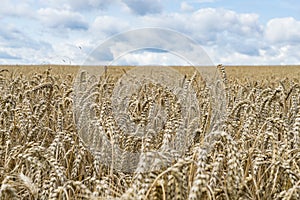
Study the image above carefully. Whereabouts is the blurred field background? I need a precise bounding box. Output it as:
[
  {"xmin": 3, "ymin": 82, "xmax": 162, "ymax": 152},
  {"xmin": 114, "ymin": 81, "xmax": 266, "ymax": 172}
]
[{"xmin": 1, "ymin": 64, "xmax": 299, "ymax": 79}]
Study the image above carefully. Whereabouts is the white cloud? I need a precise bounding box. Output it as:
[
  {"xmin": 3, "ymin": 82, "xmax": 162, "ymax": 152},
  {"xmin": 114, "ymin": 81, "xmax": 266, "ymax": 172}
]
[
  {"xmin": 191, "ymin": 0, "xmax": 216, "ymax": 2},
  {"xmin": 0, "ymin": 49, "xmax": 21, "ymax": 60},
  {"xmin": 117, "ymin": 8, "xmax": 298, "ymax": 65},
  {"xmin": 0, "ymin": 0, "xmax": 34, "ymax": 18},
  {"xmin": 1, "ymin": 1, "xmax": 300, "ymax": 65},
  {"xmin": 122, "ymin": 0, "xmax": 162, "ymax": 15},
  {"xmin": 90, "ymin": 16, "xmax": 130, "ymax": 37},
  {"xmin": 0, "ymin": 23, "xmax": 51, "ymax": 50},
  {"xmin": 41, "ymin": 0, "xmax": 115, "ymax": 11},
  {"xmin": 180, "ymin": 2, "xmax": 195, "ymax": 12},
  {"xmin": 112, "ymin": 51, "xmax": 190, "ymax": 66},
  {"xmin": 65, "ymin": 0, "xmax": 111, "ymax": 10},
  {"xmin": 215, "ymin": 46, "xmax": 300, "ymax": 65},
  {"xmin": 191, "ymin": 8, "xmax": 261, "ymax": 36},
  {"xmin": 83, "ymin": 28, "xmax": 213, "ymax": 66},
  {"xmin": 265, "ymin": 17, "xmax": 300, "ymax": 44},
  {"xmin": 37, "ymin": 8, "xmax": 88, "ymax": 30},
  {"xmin": 141, "ymin": 8, "xmax": 262, "ymax": 48}
]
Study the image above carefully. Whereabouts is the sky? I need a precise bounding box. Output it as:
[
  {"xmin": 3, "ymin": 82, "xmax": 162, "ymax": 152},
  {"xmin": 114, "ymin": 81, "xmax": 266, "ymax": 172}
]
[{"xmin": 0, "ymin": 0, "xmax": 300, "ymax": 66}]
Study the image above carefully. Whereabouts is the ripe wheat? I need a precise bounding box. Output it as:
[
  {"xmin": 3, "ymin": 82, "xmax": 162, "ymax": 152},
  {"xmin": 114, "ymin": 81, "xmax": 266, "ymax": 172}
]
[{"xmin": 0, "ymin": 65, "xmax": 299, "ymax": 200}]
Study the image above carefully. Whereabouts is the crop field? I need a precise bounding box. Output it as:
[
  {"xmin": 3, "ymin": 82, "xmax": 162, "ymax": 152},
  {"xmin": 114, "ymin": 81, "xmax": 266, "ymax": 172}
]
[{"xmin": 0, "ymin": 65, "xmax": 299, "ymax": 199}]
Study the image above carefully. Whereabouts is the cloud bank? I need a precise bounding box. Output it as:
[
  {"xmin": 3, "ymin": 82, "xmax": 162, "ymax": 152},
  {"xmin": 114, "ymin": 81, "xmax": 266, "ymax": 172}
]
[{"xmin": 0, "ymin": 0, "xmax": 300, "ymax": 65}]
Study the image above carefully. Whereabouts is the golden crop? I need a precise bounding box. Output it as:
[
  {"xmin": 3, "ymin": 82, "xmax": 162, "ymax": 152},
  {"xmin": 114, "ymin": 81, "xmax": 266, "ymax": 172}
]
[{"xmin": 0, "ymin": 65, "xmax": 299, "ymax": 199}]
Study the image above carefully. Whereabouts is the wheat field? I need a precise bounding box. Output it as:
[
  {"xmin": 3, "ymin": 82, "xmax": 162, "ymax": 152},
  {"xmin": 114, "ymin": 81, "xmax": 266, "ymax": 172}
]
[{"xmin": 0, "ymin": 65, "xmax": 299, "ymax": 200}]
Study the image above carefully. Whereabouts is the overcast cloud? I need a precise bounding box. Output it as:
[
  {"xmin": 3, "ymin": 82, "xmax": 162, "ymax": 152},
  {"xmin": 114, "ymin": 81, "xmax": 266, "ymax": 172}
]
[{"xmin": 0, "ymin": 0, "xmax": 299, "ymax": 65}]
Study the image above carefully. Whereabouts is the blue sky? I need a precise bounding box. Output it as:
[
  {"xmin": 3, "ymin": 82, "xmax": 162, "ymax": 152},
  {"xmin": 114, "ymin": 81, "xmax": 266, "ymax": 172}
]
[{"xmin": 0, "ymin": 0, "xmax": 300, "ymax": 65}]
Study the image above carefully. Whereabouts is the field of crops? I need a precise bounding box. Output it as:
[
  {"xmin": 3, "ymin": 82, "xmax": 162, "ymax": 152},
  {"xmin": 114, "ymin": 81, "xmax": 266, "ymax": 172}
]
[{"xmin": 0, "ymin": 65, "xmax": 299, "ymax": 199}]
